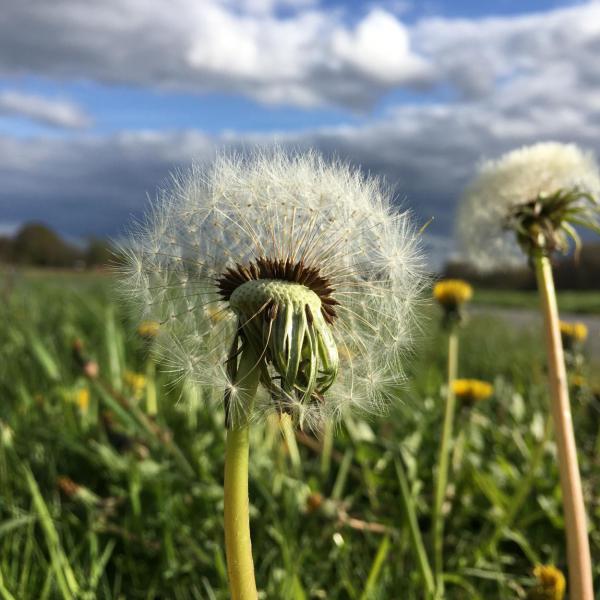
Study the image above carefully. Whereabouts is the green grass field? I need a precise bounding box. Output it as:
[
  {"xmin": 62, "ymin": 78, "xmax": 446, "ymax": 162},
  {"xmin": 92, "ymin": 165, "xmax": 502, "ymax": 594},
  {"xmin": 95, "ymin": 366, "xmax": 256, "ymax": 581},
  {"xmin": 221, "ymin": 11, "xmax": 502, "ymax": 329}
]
[
  {"xmin": 1, "ymin": 271, "xmax": 599, "ymax": 598},
  {"xmin": 472, "ymin": 289, "xmax": 600, "ymax": 314}
]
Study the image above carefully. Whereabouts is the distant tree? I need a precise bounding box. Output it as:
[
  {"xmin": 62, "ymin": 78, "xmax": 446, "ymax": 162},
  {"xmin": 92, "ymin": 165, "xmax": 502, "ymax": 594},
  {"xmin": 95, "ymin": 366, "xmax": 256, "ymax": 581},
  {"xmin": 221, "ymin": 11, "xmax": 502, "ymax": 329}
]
[
  {"xmin": 85, "ymin": 238, "xmax": 115, "ymax": 267},
  {"xmin": 442, "ymin": 261, "xmax": 535, "ymax": 290},
  {"xmin": 11, "ymin": 223, "xmax": 82, "ymax": 267},
  {"xmin": 0, "ymin": 236, "xmax": 11, "ymax": 263},
  {"xmin": 443, "ymin": 243, "xmax": 600, "ymax": 291},
  {"xmin": 554, "ymin": 243, "xmax": 600, "ymax": 290}
]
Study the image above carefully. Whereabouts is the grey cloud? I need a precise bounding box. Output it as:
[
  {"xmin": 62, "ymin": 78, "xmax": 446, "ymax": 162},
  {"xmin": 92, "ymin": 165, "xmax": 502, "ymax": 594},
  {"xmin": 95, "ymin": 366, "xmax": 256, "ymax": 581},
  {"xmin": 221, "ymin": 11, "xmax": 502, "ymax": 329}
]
[
  {"xmin": 414, "ymin": 3, "xmax": 600, "ymax": 100},
  {"xmin": 0, "ymin": 1, "xmax": 431, "ymax": 111},
  {"xmin": 3, "ymin": 77, "xmax": 600, "ymax": 267},
  {"xmin": 1, "ymin": 1, "xmax": 599, "ymax": 113}
]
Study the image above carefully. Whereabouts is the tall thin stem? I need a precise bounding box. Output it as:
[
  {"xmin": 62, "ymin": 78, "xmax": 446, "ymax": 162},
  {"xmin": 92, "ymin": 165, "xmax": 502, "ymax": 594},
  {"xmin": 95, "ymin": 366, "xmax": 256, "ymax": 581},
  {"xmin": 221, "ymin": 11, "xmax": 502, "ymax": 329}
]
[
  {"xmin": 432, "ymin": 327, "xmax": 459, "ymax": 597},
  {"xmin": 534, "ymin": 253, "xmax": 593, "ymax": 600},
  {"xmin": 395, "ymin": 458, "xmax": 436, "ymax": 597},
  {"xmin": 320, "ymin": 421, "xmax": 334, "ymax": 479},
  {"xmin": 224, "ymin": 350, "xmax": 261, "ymax": 600},
  {"xmin": 280, "ymin": 412, "xmax": 302, "ymax": 475},
  {"xmin": 145, "ymin": 359, "xmax": 158, "ymax": 415}
]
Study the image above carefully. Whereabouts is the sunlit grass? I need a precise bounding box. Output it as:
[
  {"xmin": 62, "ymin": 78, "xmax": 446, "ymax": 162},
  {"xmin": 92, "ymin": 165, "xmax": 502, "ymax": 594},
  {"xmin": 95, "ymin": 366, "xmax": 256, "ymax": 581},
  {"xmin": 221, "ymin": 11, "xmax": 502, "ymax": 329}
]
[{"xmin": 0, "ymin": 272, "xmax": 599, "ymax": 598}]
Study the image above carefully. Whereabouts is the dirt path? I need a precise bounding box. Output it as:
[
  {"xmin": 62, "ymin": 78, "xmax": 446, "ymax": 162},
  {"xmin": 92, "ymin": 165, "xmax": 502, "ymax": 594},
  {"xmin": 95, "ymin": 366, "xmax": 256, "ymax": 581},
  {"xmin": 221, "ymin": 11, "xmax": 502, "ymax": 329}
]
[{"xmin": 471, "ymin": 306, "xmax": 600, "ymax": 359}]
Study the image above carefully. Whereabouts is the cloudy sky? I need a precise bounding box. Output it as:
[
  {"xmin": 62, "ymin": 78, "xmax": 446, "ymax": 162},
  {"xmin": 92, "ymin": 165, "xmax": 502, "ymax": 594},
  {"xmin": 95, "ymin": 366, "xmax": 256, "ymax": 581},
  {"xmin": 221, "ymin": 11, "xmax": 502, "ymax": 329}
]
[{"xmin": 2, "ymin": 0, "xmax": 600, "ymax": 264}]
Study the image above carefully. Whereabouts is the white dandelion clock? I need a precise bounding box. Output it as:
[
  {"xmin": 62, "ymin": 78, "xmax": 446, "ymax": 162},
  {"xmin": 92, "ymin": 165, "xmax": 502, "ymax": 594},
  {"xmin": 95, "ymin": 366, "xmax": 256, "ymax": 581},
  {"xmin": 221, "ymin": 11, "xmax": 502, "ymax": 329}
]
[
  {"xmin": 120, "ymin": 150, "xmax": 426, "ymax": 430},
  {"xmin": 458, "ymin": 141, "xmax": 599, "ymax": 600},
  {"xmin": 119, "ymin": 149, "xmax": 427, "ymax": 599},
  {"xmin": 458, "ymin": 142, "xmax": 600, "ymax": 271}
]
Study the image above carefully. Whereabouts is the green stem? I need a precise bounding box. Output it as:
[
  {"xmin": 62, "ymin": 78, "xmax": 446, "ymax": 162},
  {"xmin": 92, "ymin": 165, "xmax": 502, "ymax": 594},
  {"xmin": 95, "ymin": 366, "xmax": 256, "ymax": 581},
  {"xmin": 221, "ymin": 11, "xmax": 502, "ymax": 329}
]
[
  {"xmin": 280, "ymin": 413, "xmax": 302, "ymax": 475},
  {"xmin": 432, "ymin": 328, "xmax": 459, "ymax": 597},
  {"xmin": 359, "ymin": 536, "xmax": 391, "ymax": 600},
  {"xmin": 320, "ymin": 421, "xmax": 334, "ymax": 479},
  {"xmin": 534, "ymin": 252, "xmax": 593, "ymax": 600},
  {"xmin": 224, "ymin": 349, "xmax": 260, "ymax": 600},
  {"xmin": 0, "ymin": 567, "xmax": 16, "ymax": 600},
  {"xmin": 145, "ymin": 359, "xmax": 158, "ymax": 416},
  {"xmin": 395, "ymin": 458, "xmax": 436, "ymax": 597}
]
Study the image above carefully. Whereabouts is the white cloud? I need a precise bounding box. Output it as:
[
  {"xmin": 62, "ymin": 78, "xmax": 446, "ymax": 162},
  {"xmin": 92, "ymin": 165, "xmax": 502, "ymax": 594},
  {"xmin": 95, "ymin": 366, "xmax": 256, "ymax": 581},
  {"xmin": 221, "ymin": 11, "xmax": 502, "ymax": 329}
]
[
  {"xmin": 331, "ymin": 10, "xmax": 431, "ymax": 84},
  {"xmin": 413, "ymin": 2, "xmax": 600, "ymax": 99},
  {"xmin": 1, "ymin": 1, "xmax": 599, "ymax": 113},
  {"xmin": 2, "ymin": 70, "xmax": 599, "ymax": 265},
  {"xmin": 0, "ymin": 0, "xmax": 431, "ymax": 110},
  {"xmin": 0, "ymin": 90, "xmax": 91, "ymax": 129}
]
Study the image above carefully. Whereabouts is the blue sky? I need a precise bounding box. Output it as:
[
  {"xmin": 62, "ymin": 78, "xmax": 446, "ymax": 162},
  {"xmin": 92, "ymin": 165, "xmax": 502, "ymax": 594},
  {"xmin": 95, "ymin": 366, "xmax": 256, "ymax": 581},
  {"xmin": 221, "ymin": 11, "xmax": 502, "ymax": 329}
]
[{"xmin": 0, "ymin": 0, "xmax": 598, "ymax": 264}]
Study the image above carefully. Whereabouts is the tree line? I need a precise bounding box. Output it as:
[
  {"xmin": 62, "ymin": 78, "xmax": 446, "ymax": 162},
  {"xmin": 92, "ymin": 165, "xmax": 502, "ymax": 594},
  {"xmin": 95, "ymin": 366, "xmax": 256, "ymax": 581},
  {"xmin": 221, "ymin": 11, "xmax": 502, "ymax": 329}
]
[
  {"xmin": 1, "ymin": 222, "xmax": 598, "ymax": 288},
  {"xmin": 444, "ymin": 242, "xmax": 600, "ymax": 290},
  {"xmin": 0, "ymin": 223, "xmax": 115, "ymax": 269}
]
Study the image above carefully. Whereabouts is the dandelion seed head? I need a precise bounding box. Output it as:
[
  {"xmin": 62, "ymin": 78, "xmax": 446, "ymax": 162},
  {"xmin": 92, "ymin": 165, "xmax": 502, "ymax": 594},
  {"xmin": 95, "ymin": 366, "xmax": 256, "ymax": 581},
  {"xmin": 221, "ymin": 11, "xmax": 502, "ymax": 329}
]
[
  {"xmin": 119, "ymin": 149, "xmax": 426, "ymax": 428},
  {"xmin": 458, "ymin": 142, "xmax": 600, "ymax": 271}
]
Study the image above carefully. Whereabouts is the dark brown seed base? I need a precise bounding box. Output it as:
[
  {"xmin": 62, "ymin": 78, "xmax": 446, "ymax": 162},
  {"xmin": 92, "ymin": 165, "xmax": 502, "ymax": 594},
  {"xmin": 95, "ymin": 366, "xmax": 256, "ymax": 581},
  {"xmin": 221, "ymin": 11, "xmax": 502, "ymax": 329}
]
[{"xmin": 216, "ymin": 256, "xmax": 339, "ymax": 323}]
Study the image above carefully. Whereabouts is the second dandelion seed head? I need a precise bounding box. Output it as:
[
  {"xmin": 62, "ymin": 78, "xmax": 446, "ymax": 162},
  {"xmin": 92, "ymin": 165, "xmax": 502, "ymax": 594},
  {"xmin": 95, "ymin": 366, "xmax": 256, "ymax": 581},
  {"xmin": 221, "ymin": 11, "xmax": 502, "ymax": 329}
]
[{"xmin": 458, "ymin": 142, "xmax": 600, "ymax": 271}]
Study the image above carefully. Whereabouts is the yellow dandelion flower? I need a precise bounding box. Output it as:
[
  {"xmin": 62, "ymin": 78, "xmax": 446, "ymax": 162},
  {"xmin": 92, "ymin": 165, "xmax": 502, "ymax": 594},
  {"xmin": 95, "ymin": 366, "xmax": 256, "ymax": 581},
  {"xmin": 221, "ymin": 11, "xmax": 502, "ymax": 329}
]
[
  {"xmin": 137, "ymin": 320, "xmax": 160, "ymax": 339},
  {"xmin": 74, "ymin": 388, "xmax": 90, "ymax": 412},
  {"xmin": 528, "ymin": 565, "xmax": 566, "ymax": 600},
  {"xmin": 433, "ymin": 280, "xmax": 473, "ymax": 327},
  {"xmin": 123, "ymin": 371, "xmax": 147, "ymax": 395},
  {"xmin": 559, "ymin": 320, "xmax": 588, "ymax": 343},
  {"xmin": 433, "ymin": 279, "xmax": 473, "ymax": 308},
  {"xmin": 570, "ymin": 374, "xmax": 587, "ymax": 389},
  {"xmin": 452, "ymin": 379, "xmax": 493, "ymax": 404}
]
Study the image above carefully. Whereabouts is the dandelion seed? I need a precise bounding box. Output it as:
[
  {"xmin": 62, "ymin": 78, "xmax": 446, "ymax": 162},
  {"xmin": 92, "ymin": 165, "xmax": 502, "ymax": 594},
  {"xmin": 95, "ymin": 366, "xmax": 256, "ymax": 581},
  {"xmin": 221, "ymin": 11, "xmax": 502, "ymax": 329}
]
[
  {"xmin": 57, "ymin": 476, "xmax": 101, "ymax": 507},
  {"xmin": 57, "ymin": 476, "xmax": 81, "ymax": 498}
]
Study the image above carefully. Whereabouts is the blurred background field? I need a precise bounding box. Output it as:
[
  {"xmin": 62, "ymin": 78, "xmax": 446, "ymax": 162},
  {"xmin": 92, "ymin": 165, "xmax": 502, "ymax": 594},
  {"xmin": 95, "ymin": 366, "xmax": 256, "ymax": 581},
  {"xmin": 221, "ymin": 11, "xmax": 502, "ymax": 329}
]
[
  {"xmin": 1, "ymin": 269, "xmax": 599, "ymax": 599},
  {"xmin": 470, "ymin": 289, "xmax": 600, "ymax": 315}
]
